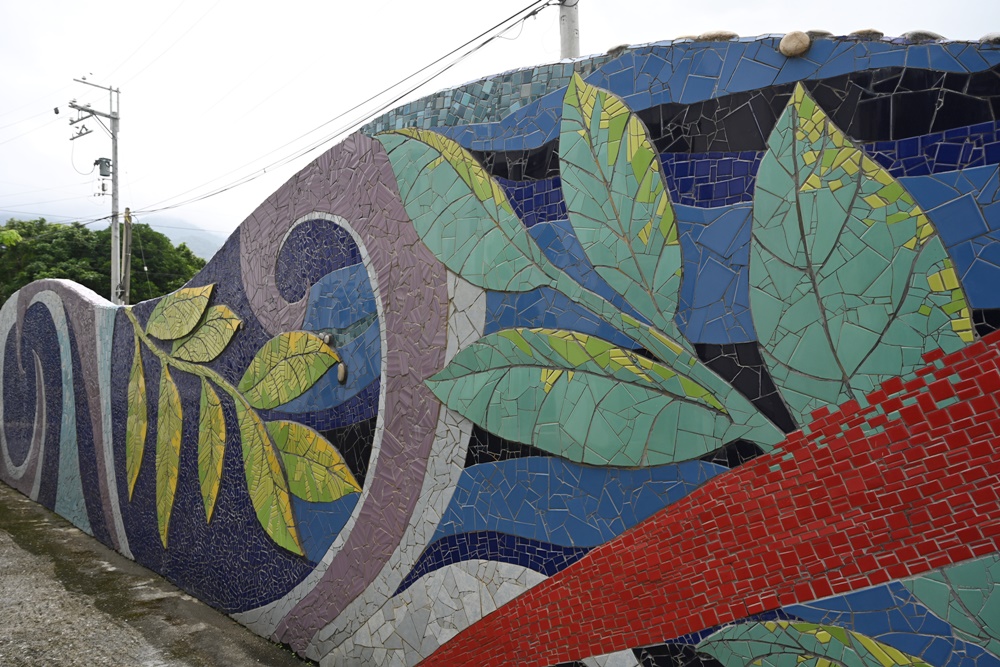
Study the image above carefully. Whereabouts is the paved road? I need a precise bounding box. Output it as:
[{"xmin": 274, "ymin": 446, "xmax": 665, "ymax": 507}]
[{"xmin": 0, "ymin": 482, "xmax": 313, "ymax": 667}]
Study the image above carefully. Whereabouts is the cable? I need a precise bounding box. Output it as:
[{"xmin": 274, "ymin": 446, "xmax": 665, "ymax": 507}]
[
  {"xmin": 102, "ymin": 0, "xmax": 190, "ymax": 82},
  {"xmin": 0, "ymin": 180, "xmax": 91, "ymax": 197},
  {"xmin": 143, "ymin": 0, "xmax": 553, "ymax": 211},
  {"xmin": 133, "ymin": 214, "xmax": 154, "ymax": 296},
  {"xmin": 132, "ymin": 0, "xmax": 555, "ymax": 216},
  {"xmin": 0, "ymin": 115, "xmax": 63, "ymax": 148},
  {"xmin": 0, "ymin": 84, "xmax": 72, "ymax": 122},
  {"xmin": 0, "ymin": 195, "xmax": 94, "ymax": 209},
  {"xmin": 119, "ymin": 0, "xmax": 222, "ymax": 86},
  {"xmin": 130, "ymin": 0, "xmax": 557, "ymax": 213},
  {"xmin": 70, "ymin": 140, "xmax": 97, "ymax": 176}
]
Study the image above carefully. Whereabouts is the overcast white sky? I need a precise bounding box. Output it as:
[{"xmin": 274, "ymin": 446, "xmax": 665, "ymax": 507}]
[{"xmin": 1, "ymin": 0, "xmax": 997, "ymax": 237}]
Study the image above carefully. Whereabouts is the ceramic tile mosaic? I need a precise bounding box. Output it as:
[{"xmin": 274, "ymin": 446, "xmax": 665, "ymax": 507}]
[{"xmin": 2, "ymin": 33, "xmax": 1000, "ymax": 667}]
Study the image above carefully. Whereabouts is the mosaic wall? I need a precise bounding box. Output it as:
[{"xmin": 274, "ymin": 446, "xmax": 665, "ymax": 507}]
[{"xmin": 2, "ymin": 33, "xmax": 1000, "ymax": 667}]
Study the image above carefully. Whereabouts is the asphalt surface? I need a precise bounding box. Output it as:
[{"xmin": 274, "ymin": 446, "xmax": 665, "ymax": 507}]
[{"xmin": 0, "ymin": 481, "xmax": 313, "ymax": 667}]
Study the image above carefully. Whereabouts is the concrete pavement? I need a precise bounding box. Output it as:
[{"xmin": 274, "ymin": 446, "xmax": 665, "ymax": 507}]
[{"xmin": 0, "ymin": 481, "xmax": 313, "ymax": 667}]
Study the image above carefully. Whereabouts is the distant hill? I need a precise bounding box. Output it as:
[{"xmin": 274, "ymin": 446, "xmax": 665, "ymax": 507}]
[{"xmin": 139, "ymin": 216, "xmax": 230, "ymax": 261}]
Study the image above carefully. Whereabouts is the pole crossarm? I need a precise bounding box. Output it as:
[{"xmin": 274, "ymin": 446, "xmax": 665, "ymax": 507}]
[{"xmin": 66, "ymin": 79, "xmax": 122, "ymax": 304}]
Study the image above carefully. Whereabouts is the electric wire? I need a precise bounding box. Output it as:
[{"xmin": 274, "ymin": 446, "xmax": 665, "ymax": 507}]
[
  {"xmin": 131, "ymin": 0, "xmax": 555, "ymax": 216},
  {"xmin": 4, "ymin": 0, "xmax": 553, "ymax": 248},
  {"xmin": 118, "ymin": 0, "xmax": 223, "ymax": 86},
  {"xmin": 70, "ymin": 140, "xmax": 97, "ymax": 176},
  {"xmin": 0, "ymin": 115, "xmax": 63, "ymax": 148},
  {"xmin": 139, "ymin": 0, "xmax": 553, "ymax": 212},
  {"xmin": 101, "ymin": 0, "xmax": 191, "ymax": 82}
]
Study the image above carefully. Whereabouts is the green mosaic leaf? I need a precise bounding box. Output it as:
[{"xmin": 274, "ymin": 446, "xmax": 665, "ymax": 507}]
[
  {"xmin": 266, "ymin": 420, "xmax": 361, "ymax": 503},
  {"xmin": 902, "ymin": 554, "xmax": 1000, "ymax": 657},
  {"xmin": 377, "ymin": 128, "xmax": 555, "ymax": 292},
  {"xmin": 197, "ymin": 379, "xmax": 226, "ymax": 522},
  {"xmin": 699, "ymin": 621, "xmax": 933, "ymax": 667},
  {"xmin": 145, "ymin": 284, "xmax": 215, "ymax": 341},
  {"xmin": 235, "ymin": 401, "xmax": 302, "ymax": 555},
  {"xmin": 238, "ymin": 331, "xmax": 340, "ymax": 410},
  {"xmin": 427, "ymin": 328, "xmax": 759, "ymax": 467},
  {"xmin": 155, "ymin": 366, "xmax": 182, "ymax": 549},
  {"xmin": 125, "ymin": 331, "xmax": 147, "ymax": 500},
  {"xmin": 560, "ymin": 73, "xmax": 682, "ymax": 338},
  {"xmin": 750, "ymin": 84, "xmax": 972, "ymax": 424},
  {"xmin": 171, "ymin": 305, "xmax": 241, "ymax": 363}
]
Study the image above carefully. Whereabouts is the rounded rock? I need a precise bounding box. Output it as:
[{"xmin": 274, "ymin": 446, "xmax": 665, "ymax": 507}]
[
  {"xmin": 697, "ymin": 31, "xmax": 738, "ymax": 41},
  {"xmin": 903, "ymin": 30, "xmax": 944, "ymax": 43},
  {"xmin": 848, "ymin": 29, "xmax": 884, "ymax": 40},
  {"xmin": 779, "ymin": 31, "xmax": 811, "ymax": 57},
  {"xmin": 981, "ymin": 33, "xmax": 1000, "ymax": 44},
  {"xmin": 337, "ymin": 362, "xmax": 348, "ymax": 384}
]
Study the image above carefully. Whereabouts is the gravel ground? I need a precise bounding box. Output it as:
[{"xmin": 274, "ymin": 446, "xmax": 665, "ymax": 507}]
[{"xmin": 0, "ymin": 482, "xmax": 313, "ymax": 667}]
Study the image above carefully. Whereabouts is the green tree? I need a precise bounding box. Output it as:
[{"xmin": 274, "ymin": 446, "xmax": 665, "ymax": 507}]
[{"xmin": 0, "ymin": 218, "xmax": 206, "ymax": 305}]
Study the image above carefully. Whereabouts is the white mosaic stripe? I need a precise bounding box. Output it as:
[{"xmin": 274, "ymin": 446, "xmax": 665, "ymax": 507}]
[
  {"xmin": 582, "ymin": 650, "xmax": 643, "ymax": 667},
  {"xmin": 321, "ymin": 560, "xmax": 547, "ymax": 667},
  {"xmin": 95, "ymin": 303, "xmax": 130, "ymax": 558},
  {"xmin": 304, "ymin": 270, "xmax": 484, "ymax": 662}
]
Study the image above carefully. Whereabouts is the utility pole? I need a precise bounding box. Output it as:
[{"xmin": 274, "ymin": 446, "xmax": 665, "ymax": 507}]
[
  {"xmin": 558, "ymin": 0, "xmax": 580, "ymax": 59},
  {"xmin": 68, "ymin": 80, "xmax": 122, "ymax": 305}
]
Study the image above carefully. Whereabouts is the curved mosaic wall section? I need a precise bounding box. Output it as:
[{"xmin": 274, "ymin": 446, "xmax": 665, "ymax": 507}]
[{"xmin": 3, "ymin": 33, "xmax": 1000, "ymax": 667}]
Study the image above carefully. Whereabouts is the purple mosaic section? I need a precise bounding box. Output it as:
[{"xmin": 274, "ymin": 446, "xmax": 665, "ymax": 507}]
[{"xmin": 259, "ymin": 134, "xmax": 450, "ymax": 652}]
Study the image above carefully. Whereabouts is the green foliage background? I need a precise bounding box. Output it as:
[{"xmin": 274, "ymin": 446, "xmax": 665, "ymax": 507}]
[{"xmin": 0, "ymin": 218, "xmax": 206, "ymax": 304}]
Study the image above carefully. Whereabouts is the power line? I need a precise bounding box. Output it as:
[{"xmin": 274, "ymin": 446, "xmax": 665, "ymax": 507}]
[
  {"xmin": 101, "ymin": 0, "xmax": 191, "ymax": 81},
  {"xmin": 132, "ymin": 0, "xmax": 555, "ymax": 217},
  {"xmin": 118, "ymin": 0, "xmax": 222, "ymax": 86},
  {"xmin": 0, "ymin": 115, "xmax": 63, "ymax": 148},
  {"xmin": 0, "ymin": 195, "xmax": 94, "ymax": 209}
]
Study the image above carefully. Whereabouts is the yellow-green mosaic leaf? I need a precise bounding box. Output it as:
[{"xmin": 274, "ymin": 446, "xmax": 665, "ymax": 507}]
[
  {"xmin": 197, "ymin": 379, "xmax": 226, "ymax": 522},
  {"xmin": 125, "ymin": 331, "xmax": 147, "ymax": 500},
  {"xmin": 750, "ymin": 83, "xmax": 973, "ymax": 425},
  {"xmin": 266, "ymin": 420, "xmax": 361, "ymax": 503},
  {"xmin": 427, "ymin": 328, "xmax": 748, "ymax": 467},
  {"xmin": 238, "ymin": 331, "xmax": 340, "ymax": 410},
  {"xmin": 145, "ymin": 284, "xmax": 214, "ymax": 341},
  {"xmin": 171, "ymin": 305, "xmax": 241, "ymax": 363},
  {"xmin": 155, "ymin": 366, "xmax": 183, "ymax": 548},
  {"xmin": 235, "ymin": 401, "xmax": 302, "ymax": 555},
  {"xmin": 699, "ymin": 621, "xmax": 932, "ymax": 667},
  {"xmin": 377, "ymin": 128, "xmax": 555, "ymax": 292},
  {"xmin": 560, "ymin": 73, "xmax": 682, "ymax": 339}
]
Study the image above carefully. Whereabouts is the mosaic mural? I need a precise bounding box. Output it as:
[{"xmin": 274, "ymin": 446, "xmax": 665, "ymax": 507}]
[{"xmin": 2, "ymin": 32, "xmax": 1000, "ymax": 667}]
